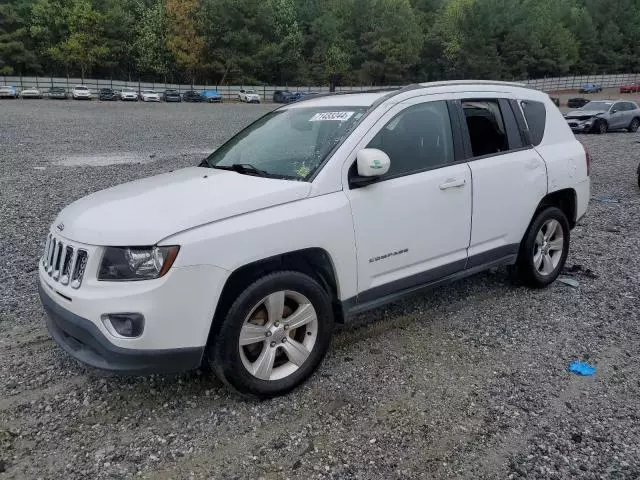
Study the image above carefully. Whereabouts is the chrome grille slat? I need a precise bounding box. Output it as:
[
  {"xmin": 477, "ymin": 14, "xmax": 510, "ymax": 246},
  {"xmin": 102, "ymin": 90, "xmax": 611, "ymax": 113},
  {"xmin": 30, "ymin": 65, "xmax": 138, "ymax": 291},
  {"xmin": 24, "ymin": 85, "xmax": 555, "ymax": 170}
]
[
  {"xmin": 42, "ymin": 233, "xmax": 88, "ymax": 289},
  {"xmin": 47, "ymin": 239, "xmax": 57, "ymax": 274},
  {"xmin": 43, "ymin": 235, "xmax": 51, "ymax": 268}
]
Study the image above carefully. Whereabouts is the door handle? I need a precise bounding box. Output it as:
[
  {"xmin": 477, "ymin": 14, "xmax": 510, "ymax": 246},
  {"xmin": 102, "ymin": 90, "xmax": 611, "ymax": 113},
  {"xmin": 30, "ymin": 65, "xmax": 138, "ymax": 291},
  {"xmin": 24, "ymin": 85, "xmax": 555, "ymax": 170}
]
[{"xmin": 439, "ymin": 178, "xmax": 466, "ymax": 190}]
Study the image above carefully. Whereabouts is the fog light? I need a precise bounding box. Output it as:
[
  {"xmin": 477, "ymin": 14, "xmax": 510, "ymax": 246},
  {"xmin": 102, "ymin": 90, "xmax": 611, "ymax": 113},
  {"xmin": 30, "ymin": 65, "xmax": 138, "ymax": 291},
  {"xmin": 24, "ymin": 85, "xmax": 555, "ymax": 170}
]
[{"xmin": 102, "ymin": 313, "xmax": 144, "ymax": 338}]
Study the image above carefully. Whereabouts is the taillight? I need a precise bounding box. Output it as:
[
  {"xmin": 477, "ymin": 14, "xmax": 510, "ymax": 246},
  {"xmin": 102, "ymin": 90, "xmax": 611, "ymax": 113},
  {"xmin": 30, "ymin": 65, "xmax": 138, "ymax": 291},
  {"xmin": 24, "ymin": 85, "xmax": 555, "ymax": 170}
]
[{"xmin": 582, "ymin": 143, "xmax": 591, "ymax": 176}]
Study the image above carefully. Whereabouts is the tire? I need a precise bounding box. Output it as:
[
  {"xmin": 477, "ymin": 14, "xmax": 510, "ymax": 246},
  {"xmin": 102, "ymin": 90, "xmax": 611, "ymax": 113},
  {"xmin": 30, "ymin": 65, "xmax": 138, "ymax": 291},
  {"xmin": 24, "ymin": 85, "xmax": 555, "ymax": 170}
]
[
  {"xmin": 513, "ymin": 207, "xmax": 570, "ymax": 288},
  {"xmin": 596, "ymin": 120, "xmax": 608, "ymax": 134},
  {"xmin": 628, "ymin": 118, "xmax": 639, "ymax": 133},
  {"xmin": 210, "ymin": 271, "xmax": 334, "ymax": 398},
  {"xmin": 637, "ymin": 174, "xmax": 640, "ymax": 189}
]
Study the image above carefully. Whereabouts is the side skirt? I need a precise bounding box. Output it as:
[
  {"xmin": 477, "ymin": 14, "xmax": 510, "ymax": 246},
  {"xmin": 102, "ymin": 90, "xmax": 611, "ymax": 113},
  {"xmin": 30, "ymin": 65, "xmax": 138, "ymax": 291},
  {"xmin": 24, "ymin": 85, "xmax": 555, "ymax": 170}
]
[{"xmin": 341, "ymin": 245, "xmax": 519, "ymax": 319}]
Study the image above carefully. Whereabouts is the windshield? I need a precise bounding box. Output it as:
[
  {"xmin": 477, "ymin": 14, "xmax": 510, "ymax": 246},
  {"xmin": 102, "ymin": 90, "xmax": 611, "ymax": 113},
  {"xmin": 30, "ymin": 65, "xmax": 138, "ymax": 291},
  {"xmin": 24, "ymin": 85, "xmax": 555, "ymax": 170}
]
[
  {"xmin": 122, "ymin": 88, "xmax": 135, "ymax": 92},
  {"xmin": 75, "ymin": 86, "xmax": 88, "ymax": 90},
  {"xmin": 582, "ymin": 101, "xmax": 612, "ymax": 111},
  {"xmin": 203, "ymin": 106, "xmax": 367, "ymax": 180}
]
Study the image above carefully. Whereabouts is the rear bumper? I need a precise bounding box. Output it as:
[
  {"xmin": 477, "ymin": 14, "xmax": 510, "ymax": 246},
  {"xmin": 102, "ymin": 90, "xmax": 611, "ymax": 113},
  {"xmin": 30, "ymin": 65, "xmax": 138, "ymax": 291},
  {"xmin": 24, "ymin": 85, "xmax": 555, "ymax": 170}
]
[{"xmin": 39, "ymin": 282, "xmax": 205, "ymax": 374}]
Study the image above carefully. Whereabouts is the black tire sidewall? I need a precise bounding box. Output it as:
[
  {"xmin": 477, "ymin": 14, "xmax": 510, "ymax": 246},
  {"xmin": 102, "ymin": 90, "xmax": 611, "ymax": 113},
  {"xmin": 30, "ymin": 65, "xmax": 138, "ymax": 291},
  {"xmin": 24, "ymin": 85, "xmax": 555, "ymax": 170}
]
[
  {"xmin": 597, "ymin": 120, "xmax": 607, "ymax": 134},
  {"xmin": 212, "ymin": 271, "xmax": 334, "ymax": 397},
  {"xmin": 518, "ymin": 207, "xmax": 570, "ymax": 287},
  {"xmin": 629, "ymin": 119, "xmax": 639, "ymax": 132}
]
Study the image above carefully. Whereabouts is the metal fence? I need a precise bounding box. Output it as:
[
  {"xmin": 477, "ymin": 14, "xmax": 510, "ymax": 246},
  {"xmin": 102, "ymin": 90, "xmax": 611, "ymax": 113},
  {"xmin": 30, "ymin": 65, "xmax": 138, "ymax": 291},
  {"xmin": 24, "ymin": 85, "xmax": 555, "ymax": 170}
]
[
  {"xmin": 3, "ymin": 73, "xmax": 640, "ymax": 100},
  {"xmin": 0, "ymin": 76, "xmax": 382, "ymax": 101}
]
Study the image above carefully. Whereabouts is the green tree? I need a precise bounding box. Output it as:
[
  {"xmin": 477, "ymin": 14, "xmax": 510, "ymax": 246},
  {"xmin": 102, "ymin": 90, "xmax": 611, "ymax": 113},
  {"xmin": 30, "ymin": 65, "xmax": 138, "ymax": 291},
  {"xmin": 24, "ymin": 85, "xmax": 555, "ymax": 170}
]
[
  {"xmin": 166, "ymin": 0, "xmax": 204, "ymax": 83},
  {"xmin": 0, "ymin": 1, "xmax": 41, "ymax": 75},
  {"xmin": 134, "ymin": 0, "xmax": 171, "ymax": 77}
]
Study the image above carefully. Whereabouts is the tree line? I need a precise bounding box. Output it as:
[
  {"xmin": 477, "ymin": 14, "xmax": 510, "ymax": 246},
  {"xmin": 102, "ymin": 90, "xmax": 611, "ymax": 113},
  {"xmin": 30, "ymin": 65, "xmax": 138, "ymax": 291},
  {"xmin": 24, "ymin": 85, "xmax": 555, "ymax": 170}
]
[{"xmin": 1, "ymin": 0, "xmax": 640, "ymax": 86}]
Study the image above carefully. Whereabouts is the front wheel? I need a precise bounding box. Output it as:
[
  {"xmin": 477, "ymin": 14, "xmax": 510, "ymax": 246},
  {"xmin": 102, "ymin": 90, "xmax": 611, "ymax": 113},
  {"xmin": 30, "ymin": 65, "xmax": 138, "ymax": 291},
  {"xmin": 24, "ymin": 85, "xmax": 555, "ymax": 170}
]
[
  {"xmin": 211, "ymin": 271, "xmax": 334, "ymax": 398},
  {"xmin": 628, "ymin": 118, "xmax": 639, "ymax": 133},
  {"xmin": 595, "ymin": 120, "xmax": 608, "ymax": 134},
  {"xmin": 513, "ymin": 207, "xmax": 570, "ymax": 288}
]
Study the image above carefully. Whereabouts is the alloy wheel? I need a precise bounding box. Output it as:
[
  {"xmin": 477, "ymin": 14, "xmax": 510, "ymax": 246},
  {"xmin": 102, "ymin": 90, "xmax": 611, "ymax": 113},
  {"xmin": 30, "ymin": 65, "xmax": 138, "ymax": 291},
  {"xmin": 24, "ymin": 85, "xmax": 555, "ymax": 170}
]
[
  {"xmin": 533, "ymin": 219, "xmax": 564, "ymax": 276},
  {"xmin": 239, "ymin": 290, "xmax": 318, "ymax": 381}
]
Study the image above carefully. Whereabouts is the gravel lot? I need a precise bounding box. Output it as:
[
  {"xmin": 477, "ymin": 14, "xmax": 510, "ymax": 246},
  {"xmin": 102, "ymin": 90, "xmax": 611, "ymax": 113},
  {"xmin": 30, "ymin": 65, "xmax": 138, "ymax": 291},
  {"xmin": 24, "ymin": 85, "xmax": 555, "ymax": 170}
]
[{"xmin": 1, "ymin": 100, "xmax": 639, "ymax": 480}]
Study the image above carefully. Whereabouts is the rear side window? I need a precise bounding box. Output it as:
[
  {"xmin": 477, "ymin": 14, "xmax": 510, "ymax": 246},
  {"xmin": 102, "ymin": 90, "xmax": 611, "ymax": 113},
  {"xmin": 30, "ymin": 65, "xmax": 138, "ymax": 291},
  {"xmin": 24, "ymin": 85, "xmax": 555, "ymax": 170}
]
[{"xmin": 520, "ymin": 100, "xmax": 546, "ymax": 146}]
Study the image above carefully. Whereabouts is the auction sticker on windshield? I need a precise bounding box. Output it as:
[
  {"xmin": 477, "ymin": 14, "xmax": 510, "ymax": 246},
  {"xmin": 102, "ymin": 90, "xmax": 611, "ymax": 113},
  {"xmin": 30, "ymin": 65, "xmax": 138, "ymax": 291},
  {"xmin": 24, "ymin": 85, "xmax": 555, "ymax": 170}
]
[{"xmin": 310, "ymin": 111, "xmax": 355, "ymax": 122}]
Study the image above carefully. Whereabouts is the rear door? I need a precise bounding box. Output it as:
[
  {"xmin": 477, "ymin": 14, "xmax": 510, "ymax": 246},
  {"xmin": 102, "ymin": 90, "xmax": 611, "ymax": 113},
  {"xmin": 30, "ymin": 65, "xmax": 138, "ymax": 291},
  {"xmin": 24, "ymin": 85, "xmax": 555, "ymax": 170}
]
[{"xmin": 453, "ymin": 96, "xmax": 547, "ymax": 264}]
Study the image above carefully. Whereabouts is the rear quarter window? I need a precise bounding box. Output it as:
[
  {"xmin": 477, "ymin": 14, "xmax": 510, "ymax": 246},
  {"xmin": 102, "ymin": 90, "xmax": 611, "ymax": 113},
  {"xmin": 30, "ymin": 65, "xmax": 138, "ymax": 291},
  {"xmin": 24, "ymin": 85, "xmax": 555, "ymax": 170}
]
[{"xmin": 520, "ymin": 100, "xmax": 546, "ymax": 146}]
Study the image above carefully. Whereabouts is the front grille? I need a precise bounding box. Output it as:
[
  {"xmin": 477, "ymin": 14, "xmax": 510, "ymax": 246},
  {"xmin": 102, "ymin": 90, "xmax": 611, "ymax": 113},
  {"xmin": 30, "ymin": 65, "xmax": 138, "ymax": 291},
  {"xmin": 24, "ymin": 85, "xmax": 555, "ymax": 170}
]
[{"xmin": 42, "ymin": 234, "xmax": 88, "ymax": 289}]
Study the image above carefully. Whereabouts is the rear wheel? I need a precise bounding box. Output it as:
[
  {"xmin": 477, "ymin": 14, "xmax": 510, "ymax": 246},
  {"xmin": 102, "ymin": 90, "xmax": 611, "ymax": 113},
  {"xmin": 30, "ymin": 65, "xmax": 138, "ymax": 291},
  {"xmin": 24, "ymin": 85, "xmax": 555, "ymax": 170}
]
[
  {"xmin": 211, "ymin": 271, "xmax": 334, "ymax": 398},
  {"xmin": 628, "ymin": 118, "xmax": 639, "ymax": 133},
  {"xmin": 513, "ymin": 207, "xmax": 570, "ymax": 288}
]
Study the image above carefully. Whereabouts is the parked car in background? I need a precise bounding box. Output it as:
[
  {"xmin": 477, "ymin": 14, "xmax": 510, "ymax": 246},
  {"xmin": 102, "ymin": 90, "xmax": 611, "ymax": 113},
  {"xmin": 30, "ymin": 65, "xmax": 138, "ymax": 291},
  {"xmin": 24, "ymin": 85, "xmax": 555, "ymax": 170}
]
[
  {"xmin": 99, "ymin": 88, "xmax": 118, "ymax": 101},
  {"xmin": 183, "ymin": 90, "xmax": 203, "ymax": 102},
  {"xmin": 38, "ymin": 81, "xmax": 590, "ymax": 397},
  {"xmin": 294, "ymin": 91, "xmax": 319, "ymax": 101},
  {"xmin": 163, "ymin": 89, "xmax": 181, "ymax": 102},
  {"xmin": 238, "ymin": 89, "xmax": 261, "ymax": 103},
  {"xmin": 567, "ymin": 97, "xmax": 589, "ymax": 109},
  {"xmin": 202, "ymin": 90, "xmax": 223, "ymax": 103},
  {"xmin": 72, "ymin": 85, "xmax": 92, "ymax": 100},
  {"xmin": 0, "ymin": 86, "xmax": 18, "ymax": 98},
  {"xmin": 620, "ymin": 83, "xmax": 640, "ymax": 93},
  {"xmin": 120, "ymin": 87, "xmax": 139, "ymax": 101},
  {"xmin": 140, "ymin": 90, "xmax": 161, "ymax": 102},
  {"xmin": 48, "ymin": 87, "xmax": 68, "ymax": 100},
  {"xmin": 20, "ymin": 87, "xmax": 43, "ymax": 99},
  {"xmin": 580, "ymin": 84, "xmax": 602, "ymax": 94},
  {"xmin": 273, "ymin": 90, "xmax": 296, "ymax": 103},
  {"xmin": 564, "ymin": 100, "xmax": 640, "ymax": 134}
]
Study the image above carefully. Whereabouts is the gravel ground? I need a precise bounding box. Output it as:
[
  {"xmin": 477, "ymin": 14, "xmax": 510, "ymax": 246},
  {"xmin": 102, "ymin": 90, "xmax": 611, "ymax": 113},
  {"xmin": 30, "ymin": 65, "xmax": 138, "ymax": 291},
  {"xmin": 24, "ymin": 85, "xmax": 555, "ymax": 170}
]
[{"xmin": 1, "ymin": 100, "xmax": 639, "ymax": 480}]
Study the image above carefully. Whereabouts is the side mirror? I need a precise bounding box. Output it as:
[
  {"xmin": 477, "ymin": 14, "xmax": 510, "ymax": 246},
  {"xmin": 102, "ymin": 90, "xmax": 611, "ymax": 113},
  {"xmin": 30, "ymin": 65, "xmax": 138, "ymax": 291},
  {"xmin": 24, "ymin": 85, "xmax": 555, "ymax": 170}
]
[
  {"xmin": 357, "ymin": 148, "xmax": 390, "ymax": 176},
  {"xmin": 349, "ymin": 148, "xmax": 391, "ymax": 188},
  {"xmin": 611, "ymin": 109, "xmax": 618, "ymax": 114}
]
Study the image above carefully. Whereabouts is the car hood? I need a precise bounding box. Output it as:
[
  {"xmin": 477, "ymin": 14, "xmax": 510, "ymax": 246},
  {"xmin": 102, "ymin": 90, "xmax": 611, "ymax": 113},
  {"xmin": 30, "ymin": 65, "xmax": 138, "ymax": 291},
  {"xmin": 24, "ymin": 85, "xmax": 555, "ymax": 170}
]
[
  {"xmin": 565, "ymin": 109, "xmax": 606, "ymax": 118},
  {"xmin": 54, "ymin": 167, "xmax": 311, "ymax": 246}
]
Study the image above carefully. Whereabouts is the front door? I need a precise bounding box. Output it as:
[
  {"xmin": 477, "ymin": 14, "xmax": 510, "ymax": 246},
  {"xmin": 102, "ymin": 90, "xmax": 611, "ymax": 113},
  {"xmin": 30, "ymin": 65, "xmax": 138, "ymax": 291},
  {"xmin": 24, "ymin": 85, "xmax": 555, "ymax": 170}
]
[{"xmin": 344, "ymin": 98, "xmax": 472, "ymax": 304}]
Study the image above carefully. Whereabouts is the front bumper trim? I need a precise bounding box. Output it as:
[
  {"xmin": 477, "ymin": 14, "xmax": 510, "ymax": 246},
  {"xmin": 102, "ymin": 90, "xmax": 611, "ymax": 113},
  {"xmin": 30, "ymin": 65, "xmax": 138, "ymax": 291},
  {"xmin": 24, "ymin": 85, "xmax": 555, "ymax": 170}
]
[{"xmin": 39, "ymin": 283, "xmax": 205, "ymax": 374}]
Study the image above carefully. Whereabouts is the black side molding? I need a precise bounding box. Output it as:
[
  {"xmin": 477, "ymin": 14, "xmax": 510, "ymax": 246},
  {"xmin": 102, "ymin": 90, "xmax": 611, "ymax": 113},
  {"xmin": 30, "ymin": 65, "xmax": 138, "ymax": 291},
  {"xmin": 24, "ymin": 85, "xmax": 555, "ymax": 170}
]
[{"xmin": 342, "ymin": 244, "xmax": 519, "ymax": 318}]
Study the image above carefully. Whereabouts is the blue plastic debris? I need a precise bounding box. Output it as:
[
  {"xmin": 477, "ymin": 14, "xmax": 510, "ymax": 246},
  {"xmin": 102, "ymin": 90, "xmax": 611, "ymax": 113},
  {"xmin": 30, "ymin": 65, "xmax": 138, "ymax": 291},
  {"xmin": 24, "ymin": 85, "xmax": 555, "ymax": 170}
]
[{"xmin": 568, "ymin": 361, "xmax": 596, "ymax": 376}]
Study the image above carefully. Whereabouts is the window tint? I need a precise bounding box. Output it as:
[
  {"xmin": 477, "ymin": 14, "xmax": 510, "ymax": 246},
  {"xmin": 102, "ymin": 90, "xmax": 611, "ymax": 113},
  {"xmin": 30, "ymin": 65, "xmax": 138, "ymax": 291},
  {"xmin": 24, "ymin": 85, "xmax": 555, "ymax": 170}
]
[
  {"xmin": 462, "ymin": 100, "xmax": 509, "ymax": 157},
  {"xmin": 366, "ymin": 101, "xmax": 454, "ymax": 177},
  {"xmin": 612, "ymin": 103, "xmax": 624, "ymax": 112},
  {"xmin": 520, "ymin": 100, "xmax": 546, "ymax": 146},
  {"xmin": 624, "ymin": 102, "xmax": 638, "ymax": 111}
]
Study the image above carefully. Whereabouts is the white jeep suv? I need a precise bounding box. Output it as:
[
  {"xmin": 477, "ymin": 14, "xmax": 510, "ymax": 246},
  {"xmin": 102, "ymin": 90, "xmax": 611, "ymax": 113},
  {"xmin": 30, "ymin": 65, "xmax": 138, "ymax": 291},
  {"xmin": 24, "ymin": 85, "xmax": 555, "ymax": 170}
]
[{"xmin": 39, "ymin": 81, "xmax": 590, "ymax": 397}]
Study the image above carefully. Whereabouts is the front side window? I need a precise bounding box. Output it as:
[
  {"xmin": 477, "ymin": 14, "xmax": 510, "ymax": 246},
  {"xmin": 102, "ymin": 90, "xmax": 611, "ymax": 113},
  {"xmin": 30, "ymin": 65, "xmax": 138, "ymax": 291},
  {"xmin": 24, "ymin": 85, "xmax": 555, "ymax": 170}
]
[
  {"xmin": 203, "ymin": 107, "xmax": 367, "ymax": 180},
  {"xmin": 366, "ymin": 101, "xmax": 454, "ymax": 177},
  {"xmin": 462, "ymin": 100, "xmax": 509, "ymax": 157}
]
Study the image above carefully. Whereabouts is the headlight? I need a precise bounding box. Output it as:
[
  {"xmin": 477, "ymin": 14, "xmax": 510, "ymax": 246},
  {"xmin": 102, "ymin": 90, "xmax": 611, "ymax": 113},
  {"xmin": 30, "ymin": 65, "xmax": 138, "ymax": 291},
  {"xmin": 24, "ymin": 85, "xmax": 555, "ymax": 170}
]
[{"xmin": 98, "ymin": 246, "xmax": 179, "ymax": 281}]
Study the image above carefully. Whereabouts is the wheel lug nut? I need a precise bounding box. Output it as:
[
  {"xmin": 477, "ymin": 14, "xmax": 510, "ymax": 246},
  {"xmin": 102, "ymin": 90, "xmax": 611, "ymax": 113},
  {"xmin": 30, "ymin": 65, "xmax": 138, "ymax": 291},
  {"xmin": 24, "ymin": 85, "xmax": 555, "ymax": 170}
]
[
  {"xmin": 283, "ymin": 324, "xmax": 289, "ymax": 330},
  {"xmin": 281, "ymin": 337, "xmax": 287, "ymax": 343},
  {"xmin": 265, "ymin": 331, "xmax": 272, "ymax": 337},
  {"xmin": 270, "ymin": 341, "xmax": 276, "ymax": 348},
  {"xmin": 274, "ymin": 322, "xmax": 280, "ymax": 327}
]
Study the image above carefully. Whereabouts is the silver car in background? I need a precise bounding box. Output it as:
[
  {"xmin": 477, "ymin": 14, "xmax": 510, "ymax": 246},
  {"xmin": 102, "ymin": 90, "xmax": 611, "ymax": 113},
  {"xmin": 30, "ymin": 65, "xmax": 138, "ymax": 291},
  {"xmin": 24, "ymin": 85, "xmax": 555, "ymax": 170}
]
[{"xmin": 564, "ymin": 100, "xmax": 640, "ymax": 134}]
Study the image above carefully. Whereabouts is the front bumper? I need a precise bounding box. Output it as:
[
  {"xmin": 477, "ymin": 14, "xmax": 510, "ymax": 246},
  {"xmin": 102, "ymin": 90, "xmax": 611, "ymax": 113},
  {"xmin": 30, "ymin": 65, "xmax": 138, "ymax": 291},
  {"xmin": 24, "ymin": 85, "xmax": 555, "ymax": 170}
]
[
  {"xmin": 40, "ymin": 283, "xmax": 204, "ymax": 374},
  {"xmin": 566, "ymin": 120, "xmax": 594, "ymax": 132},
  {"xmin": 38, "ymin": 243, "xmax": 229, "ymax": 374}
]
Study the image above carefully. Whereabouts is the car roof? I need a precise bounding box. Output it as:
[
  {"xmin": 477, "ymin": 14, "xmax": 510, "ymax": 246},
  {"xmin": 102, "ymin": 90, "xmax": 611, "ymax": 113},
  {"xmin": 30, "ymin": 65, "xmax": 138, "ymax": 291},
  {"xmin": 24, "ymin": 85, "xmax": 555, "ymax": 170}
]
[{"xmin": 287, "ymin": 80, "xmax": 547, "ymax": 109}]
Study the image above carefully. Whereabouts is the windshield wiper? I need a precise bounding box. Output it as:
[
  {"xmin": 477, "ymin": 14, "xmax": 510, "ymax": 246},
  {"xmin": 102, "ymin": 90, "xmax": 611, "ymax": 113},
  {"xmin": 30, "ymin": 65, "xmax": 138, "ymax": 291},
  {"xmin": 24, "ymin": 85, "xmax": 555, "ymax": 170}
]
[{"xmin": 209, "ymin": 163, "xmax": 268, "ymax": 177}]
